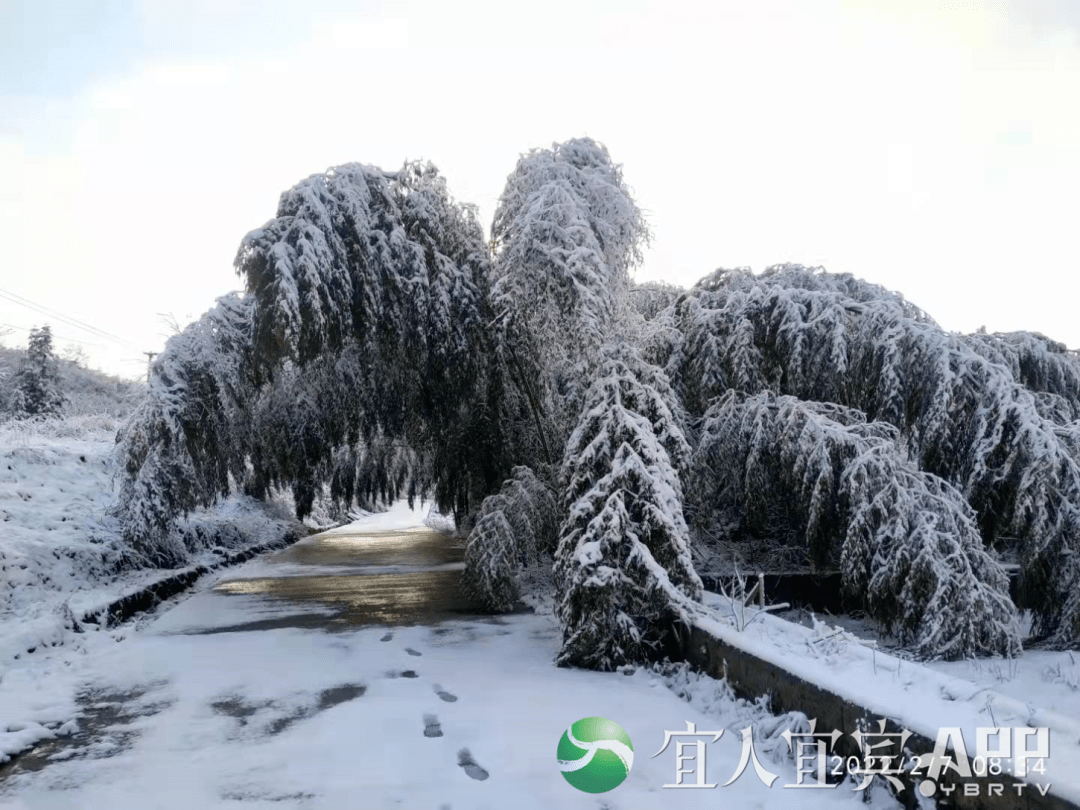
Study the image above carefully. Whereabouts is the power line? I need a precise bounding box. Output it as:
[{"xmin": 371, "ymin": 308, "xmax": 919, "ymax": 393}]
[
  {"xmin": 0, "ymin": 286, "xmax": 140, "ymax": 349},
  {"xmin": 0, "ymin": 285, "xmax": 136, "ymax": 346},
  {"xmin": 0, "ymin": 323, "xmax": 110, "ymax": 348}
]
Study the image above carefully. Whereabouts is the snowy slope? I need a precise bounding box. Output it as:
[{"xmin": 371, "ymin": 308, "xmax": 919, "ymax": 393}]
[{"xmin": 0, "ymin": 415, "xmax": 302, "ymax": 677}]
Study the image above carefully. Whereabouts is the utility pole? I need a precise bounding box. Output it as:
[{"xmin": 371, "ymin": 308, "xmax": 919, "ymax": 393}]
[{"xmin": 143, "ymin": 351, "xmax": 157, "ymax": 384}]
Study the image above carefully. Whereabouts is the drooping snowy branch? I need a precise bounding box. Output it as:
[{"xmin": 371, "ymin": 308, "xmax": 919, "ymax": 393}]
[
  {"xmin": 463, "ymin": 466, "xmax": 559, "ymax": 612},
  {"xmin": 114, "ymin": 293, "xmax": 255, "ymax": 565},
  {"xmin": 116, "ymin": 163, "xmax": 507, "ymax": 561},
  {"xmin": 692, "ymin": 391, "xmax": 1021, "ymax": 659}
]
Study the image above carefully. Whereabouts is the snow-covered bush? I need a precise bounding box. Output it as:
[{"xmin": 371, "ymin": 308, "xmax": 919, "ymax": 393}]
[
  {"xmin": 463, "ymin": 466, "xmax": 558, "ymax": 611},
  {"xmin": 554, "ymin": 344, "xmax": 702, "ymax": 670},
  {"xmin": 692, "ymin": 391, "xmax": 1021, "ymax": 659}
]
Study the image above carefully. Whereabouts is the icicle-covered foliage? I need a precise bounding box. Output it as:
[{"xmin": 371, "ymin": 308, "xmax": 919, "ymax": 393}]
[
  {"xmin": 667, "ymin": 265, "xmax": 1080, "ymax": 649},
  {"xmin": 692, "ymin": 391, "xmax": 1021, "ymax": 659},
  {"xmin": 463, "ymin": 466, "xmax": 558, "ymax": 611},
  {"xmin": 554, "ymin": 344, "xmax": 703, "ymax": 670}
]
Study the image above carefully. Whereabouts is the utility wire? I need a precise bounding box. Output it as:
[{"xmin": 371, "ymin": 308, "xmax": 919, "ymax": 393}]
[
  {"xmin": 0, "ymin": 286, "xmax": 140, "ymax": 348},
  {"xmin": 1, "ymin": 323, "xmax": 110, "ymax": 348}
]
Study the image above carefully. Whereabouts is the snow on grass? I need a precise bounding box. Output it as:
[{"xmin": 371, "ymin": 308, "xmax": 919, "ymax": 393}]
[{"xmin": 926, "ymin": 650, "xmax": 1080, "ymax": 731}]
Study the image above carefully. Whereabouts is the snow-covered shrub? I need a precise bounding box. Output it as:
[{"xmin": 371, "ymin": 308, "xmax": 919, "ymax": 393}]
[
  {"xmin": 463, "ymin": 466, "xmax": 559, "ymax": 611},
  {"xmin": 555, "ymin": 345, "xmax": 702, "ymax": 670},
  {"xmin": 691, "ymin": 391, "xmax": 1021, "ymax": 659}
]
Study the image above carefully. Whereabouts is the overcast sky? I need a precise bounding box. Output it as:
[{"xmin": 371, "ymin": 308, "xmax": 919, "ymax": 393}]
[{"xmin": 2, "ymin": 0, "xmax": 1078, "ymax": 379}]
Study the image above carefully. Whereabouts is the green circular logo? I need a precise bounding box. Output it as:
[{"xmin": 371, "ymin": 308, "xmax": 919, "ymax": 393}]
[{"xmin": 557, "ymin": 716, "xmax": 634, "ymax": 793}]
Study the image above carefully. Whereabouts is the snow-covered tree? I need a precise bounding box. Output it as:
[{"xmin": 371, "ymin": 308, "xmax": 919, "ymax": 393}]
[
  {"xmin": 489, "ymin": 138, "xmax": 651, "ymax": 464},
  {"xmin": 554, "ymin": 344, "xmax": 702, "ymax": 670},
  {"xmin": 115, "ymin": 162, "xmax": 507, "ymax": 563},
  {"xmin": 691, "ymin": 391, "xmax": 1021, "ymax": 659},
  {"xmin": 667, "ymin": 265, "xmax": 1080, "ymax": 649},
  {"xmin": 12, "ymin": 325, "xmax": 65, "ymax": 418},
  {"xmin": 492, "ymin": 138, "xmax": 648, "ymax": 342},
  {"xmin": 113, "ymin": 142, "xmax": 1080, "ymax": 660},
  {"xmin": 116, "ymin": 294, "xmax": 255, "ymax": 565}
]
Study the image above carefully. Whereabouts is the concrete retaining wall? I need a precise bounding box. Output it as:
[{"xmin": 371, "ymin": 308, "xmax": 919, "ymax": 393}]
[
  {"xmin": 680, "ymin": 622, "xmax": 1077, "ymax": 810},
  {"xmin": 80, "ymin": 526, "xmax": 307, "ymax": 630}
]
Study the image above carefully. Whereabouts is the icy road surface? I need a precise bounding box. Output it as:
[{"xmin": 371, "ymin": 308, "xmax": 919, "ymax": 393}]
[{"xmin": 0, "ymin": 502, "xmax": 896, "ymax": 809}]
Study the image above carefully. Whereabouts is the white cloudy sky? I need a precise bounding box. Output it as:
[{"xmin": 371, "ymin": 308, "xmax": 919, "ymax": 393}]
[{"xmin": 1, "ymin": 0, "xmax": 1078, "ymax": 378}]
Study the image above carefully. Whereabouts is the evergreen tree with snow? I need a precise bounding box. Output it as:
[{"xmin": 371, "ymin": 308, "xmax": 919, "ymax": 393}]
[
  {"xmin": 554, "ymin": 344, "xmax": 702, "ymax": 670},
  {"xmin": 12, "ymin": 325, "xmax": 65, "ymax": 418}
]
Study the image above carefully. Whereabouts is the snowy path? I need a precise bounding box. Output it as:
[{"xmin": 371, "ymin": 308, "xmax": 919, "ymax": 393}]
[{"xmin": 0, "ymin": 503, "xmax": 895, "ymax": 809}]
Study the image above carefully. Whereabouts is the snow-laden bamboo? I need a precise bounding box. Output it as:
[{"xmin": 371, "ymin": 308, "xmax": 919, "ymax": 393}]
[
  {"xmin": 692, "ymin": 391, "xmax": 1021, "ymax": 659},
  {"xmin": 463, "ymin": 466, "xmax": 558, "ymax": 611},
  {"xmin": 669, "ymin": 265, "xmax": 1080, "ymax": 647}
]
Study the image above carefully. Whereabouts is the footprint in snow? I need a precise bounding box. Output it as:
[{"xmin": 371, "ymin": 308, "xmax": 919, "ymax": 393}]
[
  {"xmin": 457, "ymin": 748, "xmax": 489, "ymax": 781},
  {"xmin": 405, "ymin": 648, "xmax": 422, "ymax": 657},
  {"xmin": 432, "ymin": 684, "xmax": 457, "ymax": 702},
  {"xmin": 380, "ymin": 632, "xmax": 393, "ymax": 642},
  {"xmin": 423, "ymin": 714, "xmax": 443, "ymax": 737}
]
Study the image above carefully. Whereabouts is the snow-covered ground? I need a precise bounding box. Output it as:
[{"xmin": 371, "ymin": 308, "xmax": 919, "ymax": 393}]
[
  {"xmin": 0, "ymin": 416, "xmax": 302, "ymax": 664},
  {"xmin": 925, "ymin": 651, "xmax": 1080, "ymax": 724},
  {"xmin": 0, "ymin": 415, "xmax": 302, "ymax": 762},
  {"xmin": 0, "ymin": 503, "xmax": 899, "ymax": 809},
  {"xmin": 699, "ymin": 594, "xmax": 1080, "ymax": 806}
]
